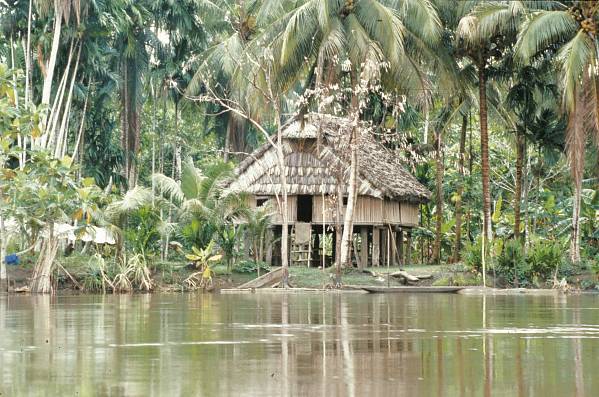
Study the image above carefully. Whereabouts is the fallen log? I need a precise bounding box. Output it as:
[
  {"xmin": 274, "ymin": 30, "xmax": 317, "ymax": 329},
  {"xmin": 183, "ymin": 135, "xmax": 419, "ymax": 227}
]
[
  {"xmin": 390, "ymin": 271, "xmax": 420, "ymax": 282},
  {"xmin": 237, "ymin": 267, "xmax": 283, "ymax": 289}
]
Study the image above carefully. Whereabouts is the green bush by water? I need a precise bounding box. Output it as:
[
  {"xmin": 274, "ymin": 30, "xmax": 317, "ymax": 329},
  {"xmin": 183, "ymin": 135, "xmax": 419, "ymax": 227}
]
[
  {"xmin": 493, "ymin": 240, "xmax": 530, "ymax": 287},
  {"xmin": 233, "ymin": 260, "xmax": 270, "ymax": 274},
  {"xmin": 527, "ymin": 239, "xmax": 563, "ymax": 280},
  {"xmin": 463, "ymin": 237, "xmax": 483, "ymax": 274}
]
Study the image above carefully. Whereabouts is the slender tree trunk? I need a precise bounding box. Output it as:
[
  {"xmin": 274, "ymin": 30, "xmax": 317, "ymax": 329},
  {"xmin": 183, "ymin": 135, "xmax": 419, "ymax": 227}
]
[
  {"xmin": 340, "ymin": 124, "xmax": 358, "ymax": 270},
  {"xmin": 452, "ymin": 115, "xmax": 467, "ymax": 263},
  {"xmin": 478, "ymin": 66, "xmax": 492, "ymax": 252},
  {"xmin": 41, "ymin": 4, "xmax": 62, "ymax": 107},
  {"xmin": 433, "ymin": 127, "xmax": 444, "ymax": 265},
  {"xmin": 0, "ymin": 215, "xmax": 7, "ymax": 292},
  {"xmin": 46, "ymin": 40, "xmax": 75, "ymax": 150},
  {"xmin": 571, "ymin": 182, "xmax": 582, "ymax": 263},
  {"xmin": 151, "ymin": 89, "xmax": 156, "ymax": 205},
  {"xmin": 335, "ymin": 184, "xmax": 343, "ymax": 285},
  {"xmin": 25, "ymin": 0, "xmax": 32, "ymax": 107},
  {"xmin": 522, "ymin": 154, "xmax": 531, "ymax": 249},
  {"xmin": 173, "ymin": 102, "xmax": 182, "ymax": 180},
  {"xmin": 31, "ymin": 223, "xmax": 60, "ymax": 294},
  {"xmin": 224, "ymin": 115, "xmax": 232, "ymax": 162},
  {"xmin": 72, "ymin": 80, "xmax": 91, "ymax": 166},
  {"xmin": 274, "ymin": 107, "xmax": 290, "ymax": 288},
  {"xmin": 514, "ymin": 130, "xmax": 525, "ymax": 241},
  {"xmin": 55, "ymin": 43, "xmax": 82, "ymax": 158}
]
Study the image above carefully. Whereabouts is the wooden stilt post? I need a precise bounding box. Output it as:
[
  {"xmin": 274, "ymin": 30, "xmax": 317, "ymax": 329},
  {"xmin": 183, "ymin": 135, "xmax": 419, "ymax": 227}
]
[
  {"xmin": 406, "ymin": 229, "xmax": 412, "ymax": 266},
  {"xmin": 360, "ymin": 227, "xmax": 368, "ymax": 269},
  {"xmin": 397, "ymin": 227, "xmax": 404, "ymax": 266},
  {"xmin": 372, "ymin": 227, "xmax": 380, "ymax": 267},
  {"xmin": 265, "ymin": 228, "xmax": 273, "ymax": 266},
  {"xmin": 381, "ymin": 227, "xmax": 388, "ymax": 267},
  {"xmin": 243, "ymin": 229, "xmax": 251, "ymax": 261}
]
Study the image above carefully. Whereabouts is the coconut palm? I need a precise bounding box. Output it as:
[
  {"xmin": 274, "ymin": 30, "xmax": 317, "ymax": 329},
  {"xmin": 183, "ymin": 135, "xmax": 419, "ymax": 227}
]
[
  {"xmin": 263, "ymin": 0, "xmax": 442, "ymax": 273},
  {"xmin": 515, "ymin": 0, "xmax": 599, "ymax": 262},
  {"xmin": 152, "ymin": 158, "xmax": 250, "ymax": 269}
]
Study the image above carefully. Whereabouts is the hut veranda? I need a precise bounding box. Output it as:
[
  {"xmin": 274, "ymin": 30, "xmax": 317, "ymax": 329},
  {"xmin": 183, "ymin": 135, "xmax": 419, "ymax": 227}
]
[{"xmin": 224, "ymin": 114, "xmax": 431, "ymax": 269}]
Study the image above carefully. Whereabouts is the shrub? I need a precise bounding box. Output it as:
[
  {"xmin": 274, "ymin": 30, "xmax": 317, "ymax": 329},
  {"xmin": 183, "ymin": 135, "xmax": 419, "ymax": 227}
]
[
  {"xmin": 463, "ymin": 237, "xmax": 483, "ymax": 274},
  {"xmin": 494, "ymin": 239, "xmax": 530, "ymax": 287},
  {"xmin": 81, "ymin": 254, "xmax": 115, "ymax": 293},
  {"xmin": 432, "ymin": 273, "xmax": 483, "ymax": 286},
  {"xmin": 233, "ymin": 260, "xmax": 270, "ymax": 274},
  {"xmin": 527, "ymin": 240, "xmax": 563, "ymax": 281},
  {"xmin": 580, "ymin": 279, "xmax": 598, "ymax": 290}
]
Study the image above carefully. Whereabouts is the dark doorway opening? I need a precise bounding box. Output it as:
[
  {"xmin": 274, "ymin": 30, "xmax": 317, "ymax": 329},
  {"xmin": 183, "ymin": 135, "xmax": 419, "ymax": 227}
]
[{"xmin": 297, "ymin": 195, "xmax": 313, "ymax": 222}]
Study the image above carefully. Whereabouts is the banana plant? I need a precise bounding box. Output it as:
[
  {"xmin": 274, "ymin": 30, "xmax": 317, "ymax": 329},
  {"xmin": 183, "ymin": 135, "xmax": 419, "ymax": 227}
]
[{"xmin": 185, "ymin": 240, "xmax": 222, "ymax": 270}]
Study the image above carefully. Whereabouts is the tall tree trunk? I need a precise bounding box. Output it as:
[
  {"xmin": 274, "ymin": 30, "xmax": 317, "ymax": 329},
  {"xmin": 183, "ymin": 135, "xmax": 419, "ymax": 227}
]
[
  {"xmin": 55, "ymin": 43, "xmax": 82, "ymax": 158},
  {"xmin": 173, "ymin": 102, "xmax": 182, "ymax": 180},
  {"xmin": 274, "ymin": 108, "xmax": 290, "ymax": 288},
  {"xmin": 478, "ymin": 66, "xmax": 492, "ymax": 253},
  {"xmin": 0, "ymin": 215, "xmax": 7, "ymax": 292},
  {"xmin": 224, "ymin": 117, "xmax": 231, "ymax": 162},
  {"xmin": 522, "ymin": 154, "xmax": 531, "ymax": 250},
  {"xmin": 514, "ymin": 130, "xmax": 525, "ymax": 241},
  {"xmin": 25, "ymin": 0, "xmax": 33, "ymax": 107},
  {"xmin": 567, "ymin": 88, "xmax": 586, "ymax": 263},
  {"xmin": 31, "ymin": 223, "xmax": 60, "ymax": 294},
  {"xmin": 41, "ymin": 4, "xmax": 62, "ymax": 107},
  {"xmin": 340, "ymin": 124, "xmax": 358, "ymax": 270},
  {"xmin": 335, "ymin": 184, "xmax": 343, "ymax": 286},
  {"xmin": 433, "ymin": 127, "xmax": 444, "ymax": 265},
  {"xmin": 570, "ymin": 181, "xmax": 582, "ymax": 263},
  {"xmin": 452, "ymin": 115, "xmax": 467, "ymax": 263},
  {"xmin": 72, "ymin": 80, "xmax": 91, "ymax": 168},
  {"xmin": 120, "ymin": 60, "xmax": 141, "ymax": 189}
]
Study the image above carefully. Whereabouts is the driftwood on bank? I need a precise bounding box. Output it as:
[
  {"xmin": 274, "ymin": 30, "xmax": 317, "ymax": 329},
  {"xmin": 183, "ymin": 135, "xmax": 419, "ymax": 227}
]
[
  {"xmin": 237, "ymin": 267, "xmax": 283, "ymax": 289},
  {"xmin": 362, "ymin": 268, "xmax": 430, "ymax": 283},
  {"xmin": 390, "ymin": 271, "xmax": 419, "ymax": 282}
]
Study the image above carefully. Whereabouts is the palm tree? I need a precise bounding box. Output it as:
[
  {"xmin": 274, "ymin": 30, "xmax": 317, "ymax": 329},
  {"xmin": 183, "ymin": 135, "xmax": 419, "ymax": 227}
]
[
  {"xmin": 505, "ymin": 61, "xmax": 561, "ymax": 243},
  {"xmin": 263, "ymin": 0, "xmax": 442, "ymax": 274},
  {"xmin": 454, "ymin": 0, "xmax": 541, "ymax": 257},
  {"xmin": 153, "ymin": 158, "xmax": 249, "ymax": 270},
  {"xmin": 515, "ymin": 1, "xmax": 599, "ymax": 262}
]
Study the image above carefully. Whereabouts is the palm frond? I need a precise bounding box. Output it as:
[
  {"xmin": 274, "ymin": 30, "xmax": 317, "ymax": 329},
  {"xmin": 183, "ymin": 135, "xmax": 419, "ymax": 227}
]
[
  {"xmin": 557, "ymin": 30, "xmax": 594, "ymax": 112},
  {"xmin": 152, "ymin": 173, "xmax": 185, "ymax": 204},
  {"xmin": 180, "ymin": 157, "xmax": 205, "ymax": 200},
  {"xmin": 105, "ymin": 187, "xmax": 153, "ymax": 222},
  {"xmin": 515, "ymin": 10, "xmax": 577, "ymax": 62}
]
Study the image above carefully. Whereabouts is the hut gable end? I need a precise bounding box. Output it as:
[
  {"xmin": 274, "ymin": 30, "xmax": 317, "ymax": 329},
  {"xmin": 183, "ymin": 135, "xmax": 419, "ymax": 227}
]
[{"xmin": 224, "ymin": 114, "xmax": 431, "ymax": 203}]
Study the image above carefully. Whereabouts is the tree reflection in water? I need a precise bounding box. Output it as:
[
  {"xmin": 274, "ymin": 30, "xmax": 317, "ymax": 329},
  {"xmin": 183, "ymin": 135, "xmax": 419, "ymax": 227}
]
[{"xmin": 0, "ymin": 293, "xmax": 598, "ymax": 396}]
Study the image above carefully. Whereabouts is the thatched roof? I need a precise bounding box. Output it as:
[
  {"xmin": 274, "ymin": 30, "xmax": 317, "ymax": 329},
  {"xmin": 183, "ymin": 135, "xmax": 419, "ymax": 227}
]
[{"xmin": 224, "ymin": 114, "xmax": 431, "ymax": 203}]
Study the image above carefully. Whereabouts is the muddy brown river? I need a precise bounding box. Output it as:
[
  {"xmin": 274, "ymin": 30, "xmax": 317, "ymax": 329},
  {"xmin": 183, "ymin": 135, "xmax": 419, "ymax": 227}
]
[{"xmin": 0, "ymin": 292, "xmax": 598, "ymax": 396}]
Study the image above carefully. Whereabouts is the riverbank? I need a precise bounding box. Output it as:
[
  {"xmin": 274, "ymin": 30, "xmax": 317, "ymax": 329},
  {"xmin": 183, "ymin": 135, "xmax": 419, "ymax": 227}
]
[{"xmin": 5, "ymin": 255, "xmax": 598, "ymax": 294}]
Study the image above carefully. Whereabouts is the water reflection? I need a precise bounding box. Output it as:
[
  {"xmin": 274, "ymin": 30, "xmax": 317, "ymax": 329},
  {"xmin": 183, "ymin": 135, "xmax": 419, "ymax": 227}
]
[{"xmin": 0, "ymin": 293, "xmax": 598, "ymax": 396}]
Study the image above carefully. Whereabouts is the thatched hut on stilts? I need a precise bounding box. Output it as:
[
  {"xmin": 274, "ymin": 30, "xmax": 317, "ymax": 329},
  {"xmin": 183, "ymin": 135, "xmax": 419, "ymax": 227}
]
[{"xmin": 224, "ymin": 114, "xmax": 431, "ymax": 269}]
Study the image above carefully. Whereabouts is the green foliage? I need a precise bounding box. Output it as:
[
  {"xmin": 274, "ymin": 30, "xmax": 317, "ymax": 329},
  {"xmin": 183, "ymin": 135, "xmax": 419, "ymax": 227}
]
[
  {"xmin": 233, "ymin": 260, "xmax": 270, "ymax": 274},
  {"xmin": 494, "ymin": 240, "xmax": 530, "ymax": 287},
  {"xmin": 126, "ymin": 254, "xmax": 154, "ymax": 291},
  {"xmin": 81, "ymin": 254, "xmax": 115, "ymax": 293},
  {"xmin": 123, "ymin": 205, "xmax": 163, "ymax": 256},
  {"xmin": 432, "ymin": 273, "xmax": 483, "ymax": 286},
  {"xmin": 185, "ymin": 241, "xmax": 222, "ymax": 269},
  {"xmin": 463, "ymin": 237, "xmax": 483, "ymax": 274},
  {"xmin": 527, "ymin": 239, "xmax": 564, "ymax": 281}
]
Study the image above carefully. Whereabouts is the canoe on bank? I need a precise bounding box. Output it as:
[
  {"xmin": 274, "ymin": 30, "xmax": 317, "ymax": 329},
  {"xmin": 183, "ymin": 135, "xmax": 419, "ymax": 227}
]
[{"xmin": 361, "ymin": 286, "xmax": 464, "ymax": 293}]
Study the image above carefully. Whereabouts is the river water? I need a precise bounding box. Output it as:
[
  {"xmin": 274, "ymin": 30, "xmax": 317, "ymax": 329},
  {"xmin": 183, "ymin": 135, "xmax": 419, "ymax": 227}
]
[{"xmin": 0, "ymin": 292, "xmax": 598, "ymax": 396}]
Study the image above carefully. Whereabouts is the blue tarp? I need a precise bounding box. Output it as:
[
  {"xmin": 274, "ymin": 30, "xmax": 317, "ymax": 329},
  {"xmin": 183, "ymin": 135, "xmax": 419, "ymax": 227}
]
[{"xmin": 5, "ymin": 254, "xmax": 19, "ymax": 265}]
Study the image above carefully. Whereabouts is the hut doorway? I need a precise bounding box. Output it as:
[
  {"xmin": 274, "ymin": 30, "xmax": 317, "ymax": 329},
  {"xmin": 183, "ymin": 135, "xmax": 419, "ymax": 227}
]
[{"xmin": 297, "ymin": 195, "xmax": 313, "ymax": 222}]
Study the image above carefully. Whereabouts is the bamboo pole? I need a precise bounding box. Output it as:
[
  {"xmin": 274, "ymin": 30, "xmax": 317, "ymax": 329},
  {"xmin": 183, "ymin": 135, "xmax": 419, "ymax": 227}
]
[{"xmin": 322, "ymin": 190, "xmax": 326, "ymax": 272}]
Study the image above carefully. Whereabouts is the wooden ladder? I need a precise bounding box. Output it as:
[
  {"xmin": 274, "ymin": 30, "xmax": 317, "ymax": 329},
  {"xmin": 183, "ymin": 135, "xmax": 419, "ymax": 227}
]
[{"xmin": 291, "ymin": 224, "xmax": 312, "ymax": 267}]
